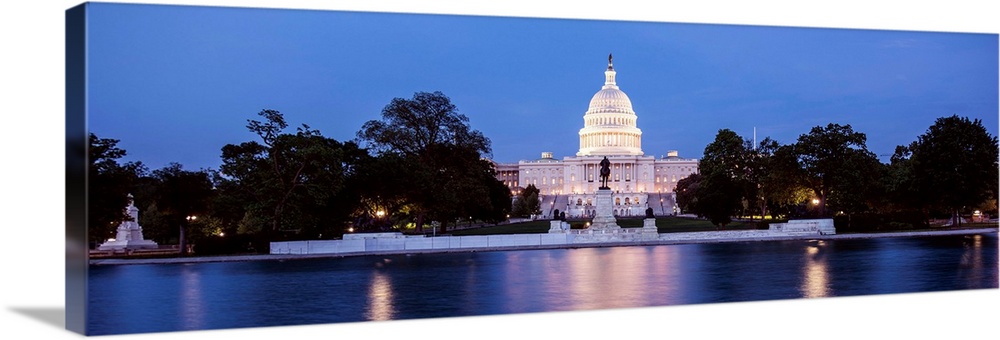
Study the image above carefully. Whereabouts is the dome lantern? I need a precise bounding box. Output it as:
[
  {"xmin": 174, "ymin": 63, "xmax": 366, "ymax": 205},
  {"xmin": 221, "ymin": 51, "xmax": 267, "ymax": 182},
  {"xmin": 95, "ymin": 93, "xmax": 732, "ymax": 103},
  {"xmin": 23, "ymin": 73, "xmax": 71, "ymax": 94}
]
[{"xmin": 577, "ymin": 54, "xmax": 644, "ymax": 157}]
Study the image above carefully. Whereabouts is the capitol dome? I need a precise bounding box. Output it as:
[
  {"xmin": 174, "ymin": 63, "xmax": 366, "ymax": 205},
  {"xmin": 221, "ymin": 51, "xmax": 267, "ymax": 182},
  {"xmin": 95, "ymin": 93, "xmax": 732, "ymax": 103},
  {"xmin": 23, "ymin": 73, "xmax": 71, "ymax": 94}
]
[
  {"xmin": 577, "ymin": 54, "xmax": 644, "ymax": 157},
  {"xmin": 588, "ymin": 87, "xmax": 634, "ymax": 113}
]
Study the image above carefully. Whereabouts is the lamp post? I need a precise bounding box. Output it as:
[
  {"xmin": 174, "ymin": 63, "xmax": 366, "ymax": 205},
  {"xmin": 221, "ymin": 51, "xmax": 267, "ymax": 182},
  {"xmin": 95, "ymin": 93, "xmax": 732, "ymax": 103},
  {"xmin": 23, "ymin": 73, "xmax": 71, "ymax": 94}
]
[
  {"xmin": 182, "ymin": 215, "xmax": 197, "ymax": 256},
  {"xmin": 376, "ymin": 210, "xmax": 386, "ymax": 231}
]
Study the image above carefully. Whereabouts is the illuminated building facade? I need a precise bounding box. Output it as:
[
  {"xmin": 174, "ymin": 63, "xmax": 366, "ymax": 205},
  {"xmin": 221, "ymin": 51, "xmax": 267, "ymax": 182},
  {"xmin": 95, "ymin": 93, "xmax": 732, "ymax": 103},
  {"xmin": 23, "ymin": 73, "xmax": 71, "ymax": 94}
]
[{"xmin": 494, "ymin": 55, "xmax": 699, "ymax": 218}]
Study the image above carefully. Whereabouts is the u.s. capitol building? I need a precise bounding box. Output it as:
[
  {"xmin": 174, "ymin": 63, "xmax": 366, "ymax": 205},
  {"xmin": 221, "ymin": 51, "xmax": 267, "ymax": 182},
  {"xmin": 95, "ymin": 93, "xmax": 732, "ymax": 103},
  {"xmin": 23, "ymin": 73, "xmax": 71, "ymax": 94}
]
[{"xmin": 493, "ymin": 55, "xmax": 699, "ymax": 218}]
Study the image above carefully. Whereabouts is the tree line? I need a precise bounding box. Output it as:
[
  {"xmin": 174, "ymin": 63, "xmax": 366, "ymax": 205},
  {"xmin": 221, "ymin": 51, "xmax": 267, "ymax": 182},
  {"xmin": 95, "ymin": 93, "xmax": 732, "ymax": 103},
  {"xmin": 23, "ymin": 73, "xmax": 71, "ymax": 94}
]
[
  {"xmin": 676, "ymin": 116, "xmax": 998, "ymax": 230},
  {"xmin": 89, "ymin": 91, "xmax": 511, "ymax": 254}
]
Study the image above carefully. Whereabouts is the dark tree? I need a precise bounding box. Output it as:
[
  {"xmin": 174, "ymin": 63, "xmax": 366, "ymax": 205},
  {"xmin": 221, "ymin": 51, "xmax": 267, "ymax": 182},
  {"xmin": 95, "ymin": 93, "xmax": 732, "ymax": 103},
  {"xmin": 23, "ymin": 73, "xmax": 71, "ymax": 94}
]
[
  {"xmin": 87, "ymin": 133, "xmax": 146, "ymax": 245},
  {"xmin": 149, "ymin": 163, "xmax": 215, "ymax": 255},
  {"xmin": 347, "ymin": 152, "xmax": 411, "ymax": 232},
  {"xmin": 694, "ymin": 129, "xmax": 753, "ymax": 227},
  {"xmin": 358, "ymin": 91, "xmax": 490, "ymax": 157},
  {"xmin": 790, "ymin": 124, "xmax": 879, "ymax": 217},
  {"xmin": 760, "ymin": 143, "xmax": 812, "ymax": 218},
  {"xmin": 357, "ymin": 91, "xmax": 502, "ymax": 234},
  {"xmin": 698, "ymin": 173, "xmax": 742, "ymax": 228},
  {"xmin": 477, "ymin": 168, "xmax": 514, "ymax": 224},
  {"xmin": 512, "ymin": 184, "xmax": 542, "ymax": 218},
  {"xmin": 675, "ymin": 173, "xmax": 702, "ymax": 215},
  {"xmin": 908, "ymin": 115, "xmax": 999, "ymax": 225},
  {"xmin": 220, "ymin": 109, "xmax": 355, "ymax": 240}
]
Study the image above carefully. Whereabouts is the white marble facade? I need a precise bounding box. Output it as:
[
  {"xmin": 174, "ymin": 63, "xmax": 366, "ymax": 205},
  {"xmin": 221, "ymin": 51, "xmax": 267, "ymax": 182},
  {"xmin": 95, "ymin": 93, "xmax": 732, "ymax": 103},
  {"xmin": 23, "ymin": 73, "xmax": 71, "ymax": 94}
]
[{"xmin": 494, "ymin": 55, "xmax": 699, "ymax": 218}]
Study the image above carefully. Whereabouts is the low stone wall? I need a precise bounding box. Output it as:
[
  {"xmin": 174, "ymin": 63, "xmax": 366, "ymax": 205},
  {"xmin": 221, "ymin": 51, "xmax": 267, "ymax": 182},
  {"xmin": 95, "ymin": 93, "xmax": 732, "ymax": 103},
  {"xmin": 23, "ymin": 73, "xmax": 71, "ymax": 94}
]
[
  {"xmin": 769, "ymin": 219, "xmax": 836, "ymax": 235},
  {"xmin": 270, "ymin": 223, "xmax": 837, "ymax": 255},
  {"xmin": 271, "ymin": 233, "xmax": 575, "ymax": 255}
]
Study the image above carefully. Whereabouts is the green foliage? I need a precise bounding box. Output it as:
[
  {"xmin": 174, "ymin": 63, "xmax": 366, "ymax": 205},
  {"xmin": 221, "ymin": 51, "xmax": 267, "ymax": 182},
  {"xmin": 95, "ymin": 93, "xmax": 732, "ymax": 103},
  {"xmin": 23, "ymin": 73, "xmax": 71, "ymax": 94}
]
[
  {"xmin": 477, "ymin": 172, "xmax": 514, "ymax": 223},
  {"xmin": 689, "ymin": 129, "xmax": 757, "ymax": 226},
  {"xmin": 755, "ymin": 138, "xmax": 807, "ymax": 218},
  {"xmin": 150, "ymin": 163, "xmax": 214, "ymax": 219},
  {"xmin": 358, "ymin": 91, "xmax": 490, "ymax": 157},
  {"xmin": 347, "ymin": 152, "xmax": 411, "ymax": 232},
  {"xmin": 789, "ymin": 123, "xmax": 880, "ymax": 217},
  {"xmin": 905, "ymin": 115, "xmax": 999, "ymax": 223},
  {"xmin": 675, "ymin": 173, "xmax": 701, "ymax": 215},
  {"xmin": 136, "ymin": 202, "xmax": 171, "ymax": 243},
  {"xmin": 512, "ymin": 184, "xmax": 542, "ymax": 218},
  {"xmin": 686, "ymin": 129, "xmax": 798, "ymax": 223},
  {"xmin": 149, "ymin": 163, "xmax": 215, "ymax": 254},
  {"xmin": 699, "ymin": 129, "xmax": 748, "ymax": 180},
  {"xmin": 698, "ymin": 171, "xmax": 742, "ymax": 227},
  {"xmin": 219, "ymin": 109, "xmax": 359, "ymax": 240},
  {"xmin": 357, "ymin": 91, "xmax": 508, "ymax": 233},
  {"xmin": 881, "ymin": 144, "xmax": 921, "ymax": 213}
]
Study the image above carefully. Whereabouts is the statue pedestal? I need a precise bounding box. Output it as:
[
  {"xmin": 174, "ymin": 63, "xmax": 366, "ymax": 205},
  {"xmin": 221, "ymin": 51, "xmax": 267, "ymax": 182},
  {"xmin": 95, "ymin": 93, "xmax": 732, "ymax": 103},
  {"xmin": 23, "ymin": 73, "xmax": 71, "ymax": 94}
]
[
  {"xmin": 642, "ymin": 218, "xmax": 657, "ymax": 230},
  {"xmin": 97, "ymin": 195, "xmax": 159, "ymax": 250},
  {"xmin": 549, "ymin": 220, "xmax": 568, "ymax": 233},
  {"xmin": 98, "ymin": 220, "xmax": 159, "ymax": 250},
  {"xmin": 641, "ymin": 218, "xmax": 659, "ymax": 240},
  {"xmin": 588, "ymin": 189, "xmax": 620, "ymax": 231}
]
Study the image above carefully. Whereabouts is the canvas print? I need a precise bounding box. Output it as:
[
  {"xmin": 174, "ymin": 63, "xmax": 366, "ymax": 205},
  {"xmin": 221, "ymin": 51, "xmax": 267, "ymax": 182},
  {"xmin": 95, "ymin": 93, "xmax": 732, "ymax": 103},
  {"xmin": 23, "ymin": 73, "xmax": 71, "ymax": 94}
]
[{"xmin": 66, "ymin": 2, "xmax": 999, "ymax": 336}]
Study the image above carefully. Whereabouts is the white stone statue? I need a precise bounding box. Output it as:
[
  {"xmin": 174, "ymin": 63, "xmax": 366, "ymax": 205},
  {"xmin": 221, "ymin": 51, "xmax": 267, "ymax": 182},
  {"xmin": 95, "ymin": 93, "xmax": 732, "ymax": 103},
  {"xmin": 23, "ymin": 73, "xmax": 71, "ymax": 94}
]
[{"xmin": 97, "ymin": 194, "xmax": 159, "ymax": 250}]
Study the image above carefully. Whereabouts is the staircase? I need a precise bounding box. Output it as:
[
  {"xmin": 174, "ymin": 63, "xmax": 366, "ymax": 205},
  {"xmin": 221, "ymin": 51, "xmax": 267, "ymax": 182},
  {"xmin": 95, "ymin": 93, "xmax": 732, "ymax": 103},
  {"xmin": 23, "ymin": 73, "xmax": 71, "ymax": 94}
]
[
  {"xmin": 648, "ymin": 193, "xmax": 677, "ymax": 216},
  {"xmin": 540, "ymin": 195, "xmax": 569, "ymax": 219}
]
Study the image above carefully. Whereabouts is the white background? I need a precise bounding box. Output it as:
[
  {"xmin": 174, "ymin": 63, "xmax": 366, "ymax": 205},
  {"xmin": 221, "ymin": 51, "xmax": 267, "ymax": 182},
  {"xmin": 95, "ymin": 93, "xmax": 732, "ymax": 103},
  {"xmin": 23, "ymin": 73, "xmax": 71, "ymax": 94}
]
[{"xmin": 1, "ymin": 1, "xmax": 997, "ymax": 339}]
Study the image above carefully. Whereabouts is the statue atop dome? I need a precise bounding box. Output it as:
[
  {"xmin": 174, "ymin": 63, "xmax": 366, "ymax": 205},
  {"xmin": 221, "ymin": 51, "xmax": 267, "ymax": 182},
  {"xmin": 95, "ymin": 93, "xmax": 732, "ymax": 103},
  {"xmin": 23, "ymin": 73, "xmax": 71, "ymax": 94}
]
[{"xmin": 608, "ymin": 53, "xmax": 614, "ymax": 70}]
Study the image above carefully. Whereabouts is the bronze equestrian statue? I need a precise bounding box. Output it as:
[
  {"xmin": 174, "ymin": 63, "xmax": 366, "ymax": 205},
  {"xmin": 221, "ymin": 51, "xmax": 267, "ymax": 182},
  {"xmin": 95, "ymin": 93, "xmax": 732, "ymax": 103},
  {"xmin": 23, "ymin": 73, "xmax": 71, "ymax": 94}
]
[{"xmin": 599, "ymin": 156, "xmax": 611, "ymax": 189}]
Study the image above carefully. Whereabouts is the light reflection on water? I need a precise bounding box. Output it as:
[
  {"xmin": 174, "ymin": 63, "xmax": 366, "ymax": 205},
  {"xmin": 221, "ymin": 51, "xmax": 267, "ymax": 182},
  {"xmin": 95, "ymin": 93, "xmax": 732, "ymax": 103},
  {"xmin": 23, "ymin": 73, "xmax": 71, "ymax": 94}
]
[
  {"xmin": 365, "ymin": 270, "xmax": 395, "ymax": 321},
  {"xmin": 180, "ymin": 265, "xmax": 205, "ymax": 330},
  {"xmin": 801, "ymin": 240, "xmax": 830, "ymax": 298},
  {"xmin": 88, "ymin": 233, "xmax": 999, "ymax": 335}
]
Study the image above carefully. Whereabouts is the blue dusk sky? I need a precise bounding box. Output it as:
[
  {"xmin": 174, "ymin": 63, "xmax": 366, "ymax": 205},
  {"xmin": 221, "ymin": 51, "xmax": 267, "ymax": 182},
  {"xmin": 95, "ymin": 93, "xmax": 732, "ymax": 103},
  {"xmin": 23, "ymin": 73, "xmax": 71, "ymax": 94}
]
[{"xmin": 85, "ymin": 2, "xmax": 999, "ymax": 171}]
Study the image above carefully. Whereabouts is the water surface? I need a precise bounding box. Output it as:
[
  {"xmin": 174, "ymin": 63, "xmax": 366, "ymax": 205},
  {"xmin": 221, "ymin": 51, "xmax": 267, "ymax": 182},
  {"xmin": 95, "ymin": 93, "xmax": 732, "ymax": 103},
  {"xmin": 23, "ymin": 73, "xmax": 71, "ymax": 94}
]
[{"xmin": 87, "ymin": 233, "xmax": 998, "ymax": 335}]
